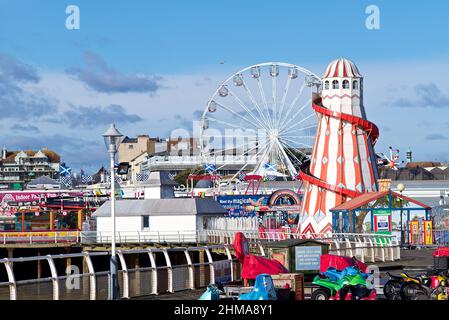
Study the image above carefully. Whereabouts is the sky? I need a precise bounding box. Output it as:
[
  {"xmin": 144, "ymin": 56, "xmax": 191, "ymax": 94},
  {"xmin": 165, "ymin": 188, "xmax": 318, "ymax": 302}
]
[{"xmin": 0, "ymin": 0, "xmax": 449, "ymax": 173}]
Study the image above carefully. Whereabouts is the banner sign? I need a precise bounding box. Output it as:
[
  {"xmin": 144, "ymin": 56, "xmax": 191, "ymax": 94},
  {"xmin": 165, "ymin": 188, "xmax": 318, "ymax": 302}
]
[
  {"xmin": 217, "ymin": 191, "xmax": 302, "ymax": 217},
  {"xmin": 0, "ymin": 191, "xmax": 81, "ymax": 203},
  {"xmin": 217, "ymin": 195, "xmax": 270, "ymax": 217}
]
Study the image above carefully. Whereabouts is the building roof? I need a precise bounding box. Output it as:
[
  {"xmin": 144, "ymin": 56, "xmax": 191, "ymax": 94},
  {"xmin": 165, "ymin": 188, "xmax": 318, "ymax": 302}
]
[
  {"xmin": 330, "ymin": 190, "xmax": 431, "ymax": 211},
  {"xmin": 146, "ymin": 171, "xmax": 178, "ymax": 186},
  {"xmin": 93, "ymin": 198, "xmax": 228, "ymax": 217},
  {"xmin": 406, "ymin": 161, "xmax": 443, "ymax": 168},
  {"xmin": 323, "ymin": 58, "xmax": 362, "ymax": 78},
  {"xmin": 27, "ymin": 176, "xmax": 60, "ymax": 186},
  {"xmin": 2, "ymin": 149, "xmax": 60, "ymax": 164},
  {"xmin": 378, "ymin": 166, "xmax": 436, "ymax": 180}
]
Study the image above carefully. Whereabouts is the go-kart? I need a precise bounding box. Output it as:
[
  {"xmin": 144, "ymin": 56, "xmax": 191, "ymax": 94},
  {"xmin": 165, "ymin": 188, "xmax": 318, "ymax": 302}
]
[
  {"xmin": 312, "ymin": 257, "xmax": 374, "ymax": 300},
  {"xmin": 238, "ymin": 274, "xmax": 277, "ymax": 300},
  {"xmin": 330, "ymin": 285, "xmax": 377, "ymax": 300},
  {"xmin": 198, "ymin": 274, "xmax": 278, "ymax": 301},
  {"xmin": 399, "ymin": 270, "xmax": 449, "ymax": 300}
]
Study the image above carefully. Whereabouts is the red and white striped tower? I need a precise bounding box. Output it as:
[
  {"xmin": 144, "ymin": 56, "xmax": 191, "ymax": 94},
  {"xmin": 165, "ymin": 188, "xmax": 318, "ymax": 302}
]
[{"xmin": 298, "ymin": 58, "xmax": 380, "ymax": 235}]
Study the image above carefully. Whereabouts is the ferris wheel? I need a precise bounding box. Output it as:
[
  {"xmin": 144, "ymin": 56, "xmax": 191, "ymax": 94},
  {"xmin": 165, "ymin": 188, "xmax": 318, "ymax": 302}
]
[{"xmin": 199, "ymin": 62, "xmax": 321, "ymax": 180}]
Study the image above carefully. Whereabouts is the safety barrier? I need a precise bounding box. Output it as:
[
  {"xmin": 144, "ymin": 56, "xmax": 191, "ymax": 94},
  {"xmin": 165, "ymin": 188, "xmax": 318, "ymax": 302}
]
[
  {"xmin": 202, "ymin": 230, "xmax": 401, "ymax": 263},
  {"xmin": 0, "ymin": 245, "xmax": 239, "ymax": 300},
  {"xmin": 81, "ymin": 231, "xmax": 198, "ymax": 244},
  {"xmin": 0, "ymin": 231, "xmax": 80, "ymax": 245},
  {"xmin": 0, "ymin": 230, "xmax": 400, "ymax": 264}
]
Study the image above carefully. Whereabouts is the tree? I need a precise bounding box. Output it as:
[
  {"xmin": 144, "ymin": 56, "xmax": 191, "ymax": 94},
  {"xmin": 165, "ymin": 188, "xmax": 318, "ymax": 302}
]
[{"xmin": 173, "ymin": 167, "xmax": 204, "ymax": 187}]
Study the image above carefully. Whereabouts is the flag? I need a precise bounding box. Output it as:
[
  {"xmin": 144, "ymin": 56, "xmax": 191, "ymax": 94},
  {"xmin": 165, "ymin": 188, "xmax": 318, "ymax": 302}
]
[
  {"xmin": 59, "ymin": 176, "xmax": 72, "ymax": 186},
  {"xmin": 263, "ymin": 162, "xmax": 277, "ymax": 171},
  {"xmin": 136, "ymin": 173, "xmax": 149, "ymax": 181},
  {"xmin": 82, "ymin": 175, "xmax": 93, "ymax": 184},
  {"xmin": 60, "ymin": 164, "xmax": 72, "ymax": 176},
  {"xmin": 238, "ymin": 172, "xmax": 246, "ymax": 181},
  {"xmin": 204, "ymin": 163, "xmax": 217, "ymax": 173}
]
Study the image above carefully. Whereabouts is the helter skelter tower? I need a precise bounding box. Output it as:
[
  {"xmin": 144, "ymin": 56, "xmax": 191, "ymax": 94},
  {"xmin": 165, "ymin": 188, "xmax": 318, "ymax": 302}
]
[{"xmin": 298, "ymin": 58, "xmax": 380, "ymax": 235}]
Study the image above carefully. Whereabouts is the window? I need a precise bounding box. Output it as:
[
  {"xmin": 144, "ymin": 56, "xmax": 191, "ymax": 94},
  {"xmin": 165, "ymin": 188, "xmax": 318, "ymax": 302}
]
[
  {"xmin": 352, "ymin": 80, "xmax": 358, "ymax": 90},
  {"xmin": 128, "ymin": 145, "xmax": 134, "ymax": 149},
  {"xmin": 324, "ymin": 81, "xmax": 329, "ymax": 90},
  {"xmin": 332, "ymin": 80, "xmax": 339, "ymax": 89},
  {"xmin": 342, "ymin": 80, "xmax": 350, "ymax": 89},
  {"xmin": 142, "ymin": 216, "xmax": 149, "ymax": 229}
]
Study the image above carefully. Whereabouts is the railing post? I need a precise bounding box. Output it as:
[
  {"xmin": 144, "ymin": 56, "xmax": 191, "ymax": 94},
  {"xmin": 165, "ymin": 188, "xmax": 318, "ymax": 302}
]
[
  {"xmin": 345, "ymin": 238, "xmax": 353, "ymax": 257},
  {"xmin": 258, "ymin": 244, "xmax": 265, "ymax": 256},
  {"xmin": 147, "ymin": 249, "xmax": 158, "ymax": 295},
  {"xmin": 224, "ymin": 246, "xmax": 234, "ymax": 282},
  {"xmin": 204, "ymin": 247, "xmax": 215, "ymax": 285},
  {"xmin": 161, "ymin": 248, "xmax": 173, "ymax": 293},
  {"xmin": 29, "ymin": 232, "xmax": 32, "ymax": 244},
  {"xmin": 367, "ymin": 236, "xmax": 375, "ymax": 262},
  {"xmin": 183, "ymin": 249, "xmax": 195, "ymax": 290},
  {"xmin": 117, "ymin": 250, "xmax": 128, "ymax": 299},
  {"xmin": 54, "ymin": 232, "xmax": 57, "ymax": 244},
  {"xmin": 4, "ymin": 260, "xmax": 17, "ymax": 300},
  {"xmin": 46, "ymin": 255, "xmax": 60, "ymax": 300},
  {"xmin": 83, "ymin": 252, "xmax": 97, "ymax": 300},
  {"xmin": 334, "ymin": 239, "xmax": 341, "ymax": 256}
]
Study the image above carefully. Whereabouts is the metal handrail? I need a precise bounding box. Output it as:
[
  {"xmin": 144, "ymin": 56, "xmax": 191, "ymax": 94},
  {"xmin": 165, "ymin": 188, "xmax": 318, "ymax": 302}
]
[{"xmin": 0, "ymin": 244, "xmax": 238, "ymax": 300}]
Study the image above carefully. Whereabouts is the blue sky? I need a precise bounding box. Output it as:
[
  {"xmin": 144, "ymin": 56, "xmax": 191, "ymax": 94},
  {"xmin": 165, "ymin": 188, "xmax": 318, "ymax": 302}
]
[{"xmin": 0, "ymin": 0, "xmax": 449, "ymax": 172}]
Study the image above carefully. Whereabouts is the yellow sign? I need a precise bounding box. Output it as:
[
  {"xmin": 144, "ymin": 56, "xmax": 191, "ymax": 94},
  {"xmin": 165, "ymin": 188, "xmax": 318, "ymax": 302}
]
[
  {"xmin": 409, "ymin": 220, "xmax": 420, "ymax": 244},
  {"xmin": 423, "ymin": 220, "xmax": 433, "ymax": 245},
  {"xmin": 0, "ymin": 231, "xmax": 78, "ymax": 238}
]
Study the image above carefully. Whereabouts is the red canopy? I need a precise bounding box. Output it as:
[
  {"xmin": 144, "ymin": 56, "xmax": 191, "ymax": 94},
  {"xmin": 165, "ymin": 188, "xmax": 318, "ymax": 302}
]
[
  {"xmin": 434, "ymin": 247, "xmax": 449, "ymax": 257},
  {"xmin": 241, "ymin": 254, "xmax": 288, "ymax": 279},
  {"xmin": 319, "ymin": 254, "xmax": 367, "ymax": 273},
  {"xmin": 233, "ymin": 232, "xmax": 249, "ymax": 263}
]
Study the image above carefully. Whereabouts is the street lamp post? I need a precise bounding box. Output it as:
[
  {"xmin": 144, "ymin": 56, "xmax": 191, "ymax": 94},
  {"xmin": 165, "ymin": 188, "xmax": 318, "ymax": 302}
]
[
  {"xmin": 397, "ymin": 183, "xmax": 406, "ymax": 247},
  {"xmin": 103, "ymin": 123, "xmax": 123, "ymax": 300}
]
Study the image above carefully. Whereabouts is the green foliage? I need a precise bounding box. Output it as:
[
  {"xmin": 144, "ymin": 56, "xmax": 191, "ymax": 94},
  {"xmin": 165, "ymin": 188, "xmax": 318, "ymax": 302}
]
[{"xmin": 173, "ymin": 167, "xmax": 204, "ymax": 187}]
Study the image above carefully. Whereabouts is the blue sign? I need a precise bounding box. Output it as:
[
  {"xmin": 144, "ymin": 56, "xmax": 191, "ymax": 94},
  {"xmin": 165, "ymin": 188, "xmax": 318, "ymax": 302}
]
[
  {"xmin": 217, "ymin": 195, "xmax": 269, "ymax": 217},
  {"xmin": 295, "ymin": 246, "xmax": 322, "ymax": 271}
]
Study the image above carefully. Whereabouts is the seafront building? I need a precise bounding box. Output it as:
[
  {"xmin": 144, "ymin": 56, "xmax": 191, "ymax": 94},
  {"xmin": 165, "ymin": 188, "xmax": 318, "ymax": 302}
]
[{"xmin": 0, "ymin": 148, "xmax": 60, "ymax": 190}]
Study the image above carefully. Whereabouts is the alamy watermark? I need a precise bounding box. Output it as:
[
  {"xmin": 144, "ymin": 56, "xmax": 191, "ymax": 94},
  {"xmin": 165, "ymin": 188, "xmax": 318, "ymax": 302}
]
[
  {"xmin": 365, "ymin": 5, "xmax": 381, "ymax": 30},
  {"xmin": 66, "ymin": 5, "xmax": 80, "ymax": 30}
]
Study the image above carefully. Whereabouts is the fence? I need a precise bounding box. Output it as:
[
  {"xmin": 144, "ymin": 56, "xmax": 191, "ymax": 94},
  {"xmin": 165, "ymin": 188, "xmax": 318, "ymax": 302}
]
[
  {"xmin": 0, "ymin": 231, "xmax": 79, "ymax": 244},
  {"xmin": 79, "ymin": 230, "xmax": 401, "ymax": 263},
  {"xmin": 202, "ymin": 230, "xmax": 401, "ymax": 263},
  {"xmin": 0, "ymin": 245, "xmax": 239, "ymax": 300},
  {"xmin": 81, "ymin": 231, "xmax": 198, "ymax": 244}
]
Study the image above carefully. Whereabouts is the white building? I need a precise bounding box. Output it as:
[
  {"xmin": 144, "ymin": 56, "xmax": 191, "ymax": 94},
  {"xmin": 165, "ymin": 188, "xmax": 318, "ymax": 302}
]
[{"xmin": 93, "ymin": 198, "xmax": 228, "ymax": 240}]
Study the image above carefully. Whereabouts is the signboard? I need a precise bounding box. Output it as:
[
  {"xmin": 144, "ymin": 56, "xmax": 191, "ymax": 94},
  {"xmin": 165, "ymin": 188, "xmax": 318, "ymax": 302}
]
[
  {"xmin": 0, "ymin": 191, "xmax": 81, "ymax": 203},
  {"xmin": 217, "ymin": 195, "xmax": 269, "ymax": 217},
  {"xmin": 217, "ymin": 191, "xmax": 302, "ymax": 217},
  {"xmin": 409, "ymin": 220, "xmax": 420, "ymax": 245},
  {"xmin": 374, "ymin": 210, "xmax": 392, "ymax": 234},
  {"xmin": 295, "ymin": 246, "xmax": 322, "ymax": 271},
  {"xmin": 423, "ymin": 220, "xmax": 433, "ymax": 245}
]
